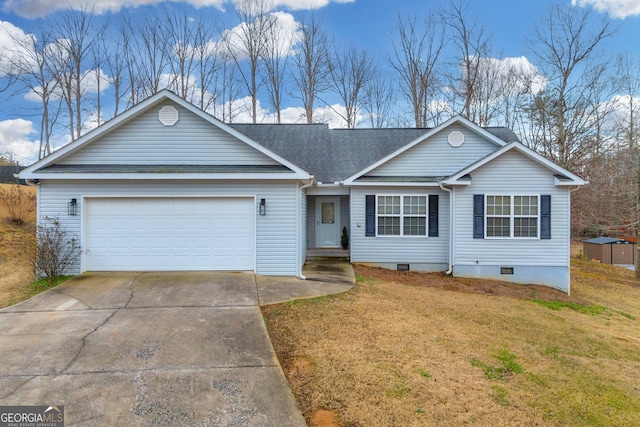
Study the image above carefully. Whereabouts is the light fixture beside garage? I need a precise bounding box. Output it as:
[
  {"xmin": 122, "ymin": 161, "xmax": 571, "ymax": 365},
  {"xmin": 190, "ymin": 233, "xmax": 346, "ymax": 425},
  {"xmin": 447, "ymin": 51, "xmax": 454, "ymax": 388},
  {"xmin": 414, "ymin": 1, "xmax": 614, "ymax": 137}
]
[
  {"xmin": 259, "ymin": 198, "xmax": 266, "ymax": 215},
  {"xmin": 68, "ymin": 198, "xmax": 77, "ymax": 216}
]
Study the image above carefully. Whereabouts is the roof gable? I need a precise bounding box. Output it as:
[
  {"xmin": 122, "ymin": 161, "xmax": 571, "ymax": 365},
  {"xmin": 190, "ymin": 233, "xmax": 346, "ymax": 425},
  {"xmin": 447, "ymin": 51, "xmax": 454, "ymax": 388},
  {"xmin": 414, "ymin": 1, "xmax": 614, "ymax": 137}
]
[
  {"xmin": 444, "ymin": 142, "xmax": 587, "ymax": 186},
  {"xmin": 21, "ymin": 90, "xmax": 310, "ymax": 180},
  {"xmin": 344, "ymin": 116, "xmax": 511, "ymax": 185}
]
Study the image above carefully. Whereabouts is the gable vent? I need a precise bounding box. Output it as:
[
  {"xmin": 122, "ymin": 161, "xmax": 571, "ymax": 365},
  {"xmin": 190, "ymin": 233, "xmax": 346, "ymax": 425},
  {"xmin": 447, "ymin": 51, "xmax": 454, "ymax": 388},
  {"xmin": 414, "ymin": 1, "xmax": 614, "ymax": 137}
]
[
  {"xmin": 448, "ymin": 130, "xmax": 464, "ymax": 147},
  {"xmin": 159, "ymin": 105, "xmax": 179, "ymax": 126}
]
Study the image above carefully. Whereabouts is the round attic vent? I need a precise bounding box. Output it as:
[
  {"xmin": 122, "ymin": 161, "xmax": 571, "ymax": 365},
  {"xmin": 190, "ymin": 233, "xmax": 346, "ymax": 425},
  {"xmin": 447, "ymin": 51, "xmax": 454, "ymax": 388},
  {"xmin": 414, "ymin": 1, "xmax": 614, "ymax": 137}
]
[
  {"xmin": 159, "ymin": 105, "xmax": 179, "ymax": 126},
  {"xmin": 448, "ymin": 130, "xmax": 464, "ymax": 147}
]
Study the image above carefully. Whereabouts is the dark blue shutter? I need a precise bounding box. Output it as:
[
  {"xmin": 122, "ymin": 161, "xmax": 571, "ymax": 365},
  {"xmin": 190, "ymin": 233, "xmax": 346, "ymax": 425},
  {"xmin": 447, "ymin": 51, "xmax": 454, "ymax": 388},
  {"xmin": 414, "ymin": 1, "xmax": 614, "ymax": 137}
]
[
  {"xmin": 428, "ymin": 195, "xmax": 439, "ymax": 237},
  {"xmin": 365, "ymin": 195, "xmax": 376, "ymax": 237},
  {"xmin": 473, "ymin": 194, "xmax": 484, "ymax": 239},
  {"xmin": 540, "ymin": 195, "xmax": 551, "ymax": 239}
]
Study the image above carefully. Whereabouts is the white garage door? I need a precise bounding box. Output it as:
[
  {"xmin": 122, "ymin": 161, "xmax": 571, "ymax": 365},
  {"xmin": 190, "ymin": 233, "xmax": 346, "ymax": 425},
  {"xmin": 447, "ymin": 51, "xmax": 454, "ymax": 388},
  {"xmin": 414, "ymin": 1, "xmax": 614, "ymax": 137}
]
[{"xmin": 85, "ymin": 197, "xmax": 255, "ymax": 271}]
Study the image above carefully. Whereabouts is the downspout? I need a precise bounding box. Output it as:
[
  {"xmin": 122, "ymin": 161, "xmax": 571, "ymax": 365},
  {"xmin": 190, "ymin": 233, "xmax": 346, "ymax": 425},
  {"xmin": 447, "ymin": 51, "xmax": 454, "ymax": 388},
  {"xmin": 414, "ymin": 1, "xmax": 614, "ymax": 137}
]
[
  {"xmin": 297, "ymin": 177, "xmax": 315, "ymax": 280},
  {"xmin": 439, "ymin": 182, "xmax": 453, "ymax": 275},
  {"xmin": 567, "ymin": 185, "xmax": 581, "ymax": 296}
]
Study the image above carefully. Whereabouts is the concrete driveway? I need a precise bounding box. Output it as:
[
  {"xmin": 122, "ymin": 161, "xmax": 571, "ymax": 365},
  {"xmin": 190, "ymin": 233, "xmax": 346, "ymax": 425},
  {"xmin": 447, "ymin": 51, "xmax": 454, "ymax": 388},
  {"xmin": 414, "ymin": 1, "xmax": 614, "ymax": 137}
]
[{"xmin": 0, "ymin": 267, "xmax": 353, "ymax": 426}]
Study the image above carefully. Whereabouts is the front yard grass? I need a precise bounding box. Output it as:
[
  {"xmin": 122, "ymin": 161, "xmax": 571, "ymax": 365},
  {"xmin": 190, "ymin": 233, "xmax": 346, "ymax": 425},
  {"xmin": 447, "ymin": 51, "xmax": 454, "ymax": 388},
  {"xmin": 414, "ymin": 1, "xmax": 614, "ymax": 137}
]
[{"xmin": 262, "ymin": 259, "xmax": 640, "ymax": 426}]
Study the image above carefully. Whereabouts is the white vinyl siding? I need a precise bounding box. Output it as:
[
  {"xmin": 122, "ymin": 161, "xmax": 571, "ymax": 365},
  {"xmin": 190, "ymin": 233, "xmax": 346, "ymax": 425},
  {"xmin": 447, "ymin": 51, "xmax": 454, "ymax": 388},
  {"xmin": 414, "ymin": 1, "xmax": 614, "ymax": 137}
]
[
  {"xmin": 350, "ymin": 187, "xmax": 449, "ymax": 265},
  {"xmin": 454, "ymin": 150, "xmax": 569, "ymax": 267},
  {"xmin": 365, "ymin": 125, "xmax": 498, "ymax": 177},
  {"xmin": 38, "ymin": 180, "xmax": 299, "ymax": 276},
  {"xmin": 59, "ymin": 101, "xmax": 279, "ymax": 166}
]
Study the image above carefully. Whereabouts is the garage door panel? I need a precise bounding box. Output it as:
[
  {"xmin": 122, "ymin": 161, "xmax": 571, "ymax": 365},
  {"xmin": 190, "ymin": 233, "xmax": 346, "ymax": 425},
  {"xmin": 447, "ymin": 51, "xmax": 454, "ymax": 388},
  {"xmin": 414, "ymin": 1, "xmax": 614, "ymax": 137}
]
[{"xmin": 85, "ymin": 197, "xmax": 255, "ymax": 271}]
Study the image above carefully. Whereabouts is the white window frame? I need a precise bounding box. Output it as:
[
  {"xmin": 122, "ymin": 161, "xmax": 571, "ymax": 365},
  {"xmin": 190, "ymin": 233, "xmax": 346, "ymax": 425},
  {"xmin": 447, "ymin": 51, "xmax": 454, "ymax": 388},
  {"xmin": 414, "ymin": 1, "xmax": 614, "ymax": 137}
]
[
  {"xmin": 485, "ymin": 194, "xmax": 540, "ymax": 239},
  {"xmin": 376, "ymin": 194, "xmax": 428, "ymax": 237}
]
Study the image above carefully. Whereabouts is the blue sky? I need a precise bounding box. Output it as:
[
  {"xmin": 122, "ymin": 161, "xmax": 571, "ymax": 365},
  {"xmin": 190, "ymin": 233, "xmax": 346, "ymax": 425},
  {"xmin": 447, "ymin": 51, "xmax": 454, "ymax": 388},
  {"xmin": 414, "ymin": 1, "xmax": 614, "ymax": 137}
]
[{"xmin": 1, "ymin": 0, "xmax": 639, "ymax": 163}]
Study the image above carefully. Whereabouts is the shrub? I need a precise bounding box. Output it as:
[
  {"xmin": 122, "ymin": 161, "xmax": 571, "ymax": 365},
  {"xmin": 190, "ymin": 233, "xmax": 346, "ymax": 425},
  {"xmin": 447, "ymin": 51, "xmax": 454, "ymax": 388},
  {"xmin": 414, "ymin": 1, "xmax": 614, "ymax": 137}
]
[
  {"xmin": 0, "ymin": 184, "xmax": 35, "ymax": 224},
  {"xmin": 34, "ymin": 217, "xmax": 80, "ymax": 285}
]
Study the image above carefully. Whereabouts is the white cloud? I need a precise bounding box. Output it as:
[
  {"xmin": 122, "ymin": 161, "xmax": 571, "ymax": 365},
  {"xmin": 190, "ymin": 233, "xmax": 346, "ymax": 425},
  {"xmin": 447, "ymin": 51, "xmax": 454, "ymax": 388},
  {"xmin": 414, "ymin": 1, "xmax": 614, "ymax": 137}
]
[
  {"xmin": 0, "ymin": 21, "xmax": 34, "ymax": 76},
  {"xmin": 572, "ymin": 0, "xmax": 640, "ymax": 19},
  {"xmin": 2, "ymin": 0, "xmax": 353, "ymax": 18},
  {"xmin": 468, "ymin": 56, "xmax": 547, "ymax": 96},
  {"xmin": 218, "ymin": 11, "xmax": 302, "ymax": 60},
  {"xmin": 0, "ymin": 119, "xmax": 39, "ymax": 163}
]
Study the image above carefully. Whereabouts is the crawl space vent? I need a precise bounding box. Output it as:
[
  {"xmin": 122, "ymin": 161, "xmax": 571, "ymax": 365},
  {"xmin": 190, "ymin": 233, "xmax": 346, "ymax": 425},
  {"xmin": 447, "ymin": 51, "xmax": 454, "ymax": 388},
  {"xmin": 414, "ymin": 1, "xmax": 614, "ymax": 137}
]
[
  {"xmin": 448, "ymin": 130, "xmax": 465, "ymax": 147},
  {"xmin": 159, "ymin": 106, "xmax": 179, "ymax": 126}
]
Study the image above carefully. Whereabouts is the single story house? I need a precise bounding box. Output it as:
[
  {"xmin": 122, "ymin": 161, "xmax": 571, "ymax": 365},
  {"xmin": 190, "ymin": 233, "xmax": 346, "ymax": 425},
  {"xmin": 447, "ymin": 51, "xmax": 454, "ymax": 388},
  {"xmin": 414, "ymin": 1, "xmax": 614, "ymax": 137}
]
[{"xmin": 20, "ymin": 90, "xmax": 586, "ymax": 293}]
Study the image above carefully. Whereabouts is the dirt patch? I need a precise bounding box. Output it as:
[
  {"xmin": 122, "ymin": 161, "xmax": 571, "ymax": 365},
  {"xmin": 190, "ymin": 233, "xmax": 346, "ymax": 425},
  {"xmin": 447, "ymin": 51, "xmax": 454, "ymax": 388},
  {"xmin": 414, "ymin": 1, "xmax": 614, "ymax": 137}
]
[
  {"xmin": 354, "ymin": 264, "xmax": 579, "ymax": 303},
  {"xmin": 310, "ymin": 410, "xmax": 339, "ymax": 427}
]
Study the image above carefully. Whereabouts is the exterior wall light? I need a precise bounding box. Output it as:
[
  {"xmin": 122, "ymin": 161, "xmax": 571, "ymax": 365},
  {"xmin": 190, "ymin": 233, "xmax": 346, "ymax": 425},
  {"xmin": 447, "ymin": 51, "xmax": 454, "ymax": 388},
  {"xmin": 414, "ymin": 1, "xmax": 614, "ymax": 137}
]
[
  {"xmin": 259, "ymin": 198, "xmax": 266, "ymax": 216},
  {"xmin": 68, "ymin": 198, "xmax": 78, "ymax": 216}
]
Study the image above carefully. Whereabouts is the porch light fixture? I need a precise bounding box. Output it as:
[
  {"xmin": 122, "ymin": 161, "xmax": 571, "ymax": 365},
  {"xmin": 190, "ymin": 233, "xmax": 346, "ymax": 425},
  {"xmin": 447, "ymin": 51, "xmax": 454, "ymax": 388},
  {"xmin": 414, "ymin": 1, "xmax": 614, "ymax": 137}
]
[
  {"xmin": 259, "ymin": 198, "xmax": 266, "ymax": 216},
  {"xmin": 68, "ymin": 198, "xmax": 78, "ymax": 216}
]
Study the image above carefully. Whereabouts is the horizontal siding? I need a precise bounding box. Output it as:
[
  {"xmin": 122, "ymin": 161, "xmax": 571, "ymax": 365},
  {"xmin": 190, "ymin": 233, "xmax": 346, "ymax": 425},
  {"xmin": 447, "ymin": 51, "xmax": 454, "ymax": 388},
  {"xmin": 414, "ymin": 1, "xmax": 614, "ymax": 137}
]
[
  {"xmin": 453, "ymin": 150, "xmax": 570, "ymax": 267},
  {"xmin": 307, "ymin": 195, "xmax": 316, "ymax": 248},
  {"xmin": 350, "ymin": 187, "xmax": 449, "ymax": 264},
  {"xmin": 300, "ymin": 188, "xmax": 307, "ymax": 270},
  {"xmin": 38, "ymin": 180, "xmax": 298, "ymax": 276},
  {"xmin": 368, "ymin": 125, "xmax": 498, "ymax": 177},
  {"xmin": 60, "ymin": 101, "xmax": 279, "ymax": 166}
]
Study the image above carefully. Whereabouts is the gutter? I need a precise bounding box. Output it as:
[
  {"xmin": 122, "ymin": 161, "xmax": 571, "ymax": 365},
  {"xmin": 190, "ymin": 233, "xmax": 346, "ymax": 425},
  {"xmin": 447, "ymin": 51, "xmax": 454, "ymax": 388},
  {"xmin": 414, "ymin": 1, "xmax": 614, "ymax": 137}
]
[
  {"xmin": 439, "ymin": 182, "xmax": 453, "ymax": 275},
  {"xmin": 297, "ymin": 177, "xmax": 315, "ymax": 280}
]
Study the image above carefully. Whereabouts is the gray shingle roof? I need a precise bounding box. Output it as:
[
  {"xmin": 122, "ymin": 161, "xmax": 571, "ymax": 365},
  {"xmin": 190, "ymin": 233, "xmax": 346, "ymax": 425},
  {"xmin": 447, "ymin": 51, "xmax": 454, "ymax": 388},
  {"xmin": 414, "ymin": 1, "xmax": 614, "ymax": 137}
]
[{"xmin": 231, "ymin": 124, "xmax": 519, "ymax": 183}]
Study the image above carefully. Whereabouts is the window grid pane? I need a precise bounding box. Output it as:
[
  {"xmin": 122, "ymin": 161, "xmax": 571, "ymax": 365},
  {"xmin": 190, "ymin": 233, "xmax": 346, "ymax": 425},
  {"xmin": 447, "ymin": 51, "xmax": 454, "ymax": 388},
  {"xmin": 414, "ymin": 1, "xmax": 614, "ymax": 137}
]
[
  {"xmin": 487, "ymin": 195, "xmax": 510, "ymax": 216},
  {"xmin": 487, "ymin": 217, "xmax": 510, "ymax": 237},
  {"xmin": 378, "ymin": 216, "xmax": 400, "ymax": 235},
  {"xmin": 514, "ymin": 217, "xmax": 538, "ymax": 237},
  {"xmin": 403, "ymin": 217, "xmax": 426, "ymax": 236},
  {"xmin": 379, "ymin": 196, "xmax": 401, "ymax": 215}
]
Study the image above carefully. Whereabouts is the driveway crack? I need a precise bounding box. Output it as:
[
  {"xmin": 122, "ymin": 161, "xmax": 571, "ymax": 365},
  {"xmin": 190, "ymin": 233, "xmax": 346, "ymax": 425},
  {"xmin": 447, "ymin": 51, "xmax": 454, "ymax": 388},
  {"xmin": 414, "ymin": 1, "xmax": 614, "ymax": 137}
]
[
  {"xmin": 60, "ymin": 273, "xmax": 142, "ymax": 374},
  {"xmin": 0, "ymin": 376, "xmax": 36, "ymax": 400}
]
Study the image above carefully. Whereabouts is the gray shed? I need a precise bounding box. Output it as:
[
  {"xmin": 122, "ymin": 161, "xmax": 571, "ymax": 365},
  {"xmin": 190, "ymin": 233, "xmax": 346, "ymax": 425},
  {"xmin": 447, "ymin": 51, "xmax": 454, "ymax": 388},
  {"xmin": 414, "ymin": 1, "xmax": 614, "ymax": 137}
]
[{"xmin": 583, "ymin": 237, "xmax": 636, "ymax": 265}]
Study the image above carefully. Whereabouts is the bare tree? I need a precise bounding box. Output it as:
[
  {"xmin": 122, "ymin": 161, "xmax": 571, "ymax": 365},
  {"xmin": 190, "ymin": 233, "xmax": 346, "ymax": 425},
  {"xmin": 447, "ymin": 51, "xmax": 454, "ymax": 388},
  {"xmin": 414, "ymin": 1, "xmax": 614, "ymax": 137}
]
[
  {"xmin": 192, "ymin": 23, "xmax": 222, "ymax": 111},
  {"xmin": 362, "ymin": 66, "xmax": 394, "ymax": 128},
  {"xmin": 291, "ymin": 13, "xmax": 330, "ymax": 124},
  {"xmin": 7, "ymin": 29, "xmax": 59, "ymax": 158},
  {"xmin": 225, "ymin": 0, "xmax": 273, "ymax": 123},
  {"xmin": 528, "ymin": 3, "xmax": 617, "ymax": 169},
  {"xmin": 440, "ymin": 0, "xmax": 493, "ymax": 124},
  {"xmin": 101, "ymin": 29, "xmax": 127, "ymax": 117},
  {"xmin": 388, "ymin": 13, "xmax": 445, "ymax": 127},
  {"xmin": 327, "ymin": 46, "xmax": 375, "ymax": 128},
  {"xmin": 261, "ymin": 12, "xmax": 295, "ymax": 123},
  {"xmin": 122, "ymin": 10, "xmax": 171, "ymax": 104},
  {"xmin": 50, "ymin": 8, "xmax": 105, "ymax": 140}
]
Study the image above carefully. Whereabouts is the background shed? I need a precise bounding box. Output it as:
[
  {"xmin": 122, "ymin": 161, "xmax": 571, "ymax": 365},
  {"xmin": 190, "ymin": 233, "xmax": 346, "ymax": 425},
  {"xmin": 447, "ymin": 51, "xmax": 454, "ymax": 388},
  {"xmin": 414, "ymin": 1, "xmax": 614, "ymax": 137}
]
[{"xmin": 583, "ymin": 237, "xmax": 636, "ymax": 265}]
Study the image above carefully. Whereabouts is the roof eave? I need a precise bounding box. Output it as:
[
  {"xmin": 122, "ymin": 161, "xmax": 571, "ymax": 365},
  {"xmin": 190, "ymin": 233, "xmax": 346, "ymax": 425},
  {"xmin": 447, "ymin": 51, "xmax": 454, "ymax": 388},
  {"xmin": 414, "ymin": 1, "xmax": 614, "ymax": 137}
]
[{"xmin": 23, "ymin": 172, "xmax": 311, "ymax": 180}]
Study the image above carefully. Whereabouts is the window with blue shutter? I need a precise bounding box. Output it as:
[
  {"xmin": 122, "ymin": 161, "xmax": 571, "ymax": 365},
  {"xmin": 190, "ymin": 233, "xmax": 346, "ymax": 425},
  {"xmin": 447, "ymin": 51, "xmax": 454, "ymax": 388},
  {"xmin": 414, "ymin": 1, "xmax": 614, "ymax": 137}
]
[
  {"xmin": 428, "ymin": 195, "xmax": 439, "ymax": 237},
  {"xmin": 540, "ymin": 195, "xmax": 551, "ymax": 239},
  {"xmin": 473, "ymin": 194, "xmax": 484, "ymax": 239},
  {"xmin": 365, "ymin": 195, "xmax": 376, "ymax": 237}
]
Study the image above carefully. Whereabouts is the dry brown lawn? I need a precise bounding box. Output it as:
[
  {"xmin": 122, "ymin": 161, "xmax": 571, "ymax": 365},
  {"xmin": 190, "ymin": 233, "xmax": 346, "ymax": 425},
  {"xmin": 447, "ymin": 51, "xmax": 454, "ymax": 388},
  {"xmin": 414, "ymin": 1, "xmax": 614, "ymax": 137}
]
[
  {"xmin": 263, "ymin": 260, "xmax": 640, "ymax": 427},
  {"xmin": 0, "ymin": 183, "xmax": 37, "ymax": 307}
]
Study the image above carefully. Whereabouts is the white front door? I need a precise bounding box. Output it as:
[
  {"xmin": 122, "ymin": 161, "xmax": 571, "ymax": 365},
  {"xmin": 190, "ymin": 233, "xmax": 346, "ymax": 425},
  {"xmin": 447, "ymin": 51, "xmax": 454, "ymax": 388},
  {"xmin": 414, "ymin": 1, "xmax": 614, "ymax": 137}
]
[{"xmin": 315, "ymin": 197, "xmax": 340, "ymax": 247}]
